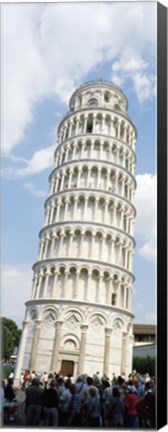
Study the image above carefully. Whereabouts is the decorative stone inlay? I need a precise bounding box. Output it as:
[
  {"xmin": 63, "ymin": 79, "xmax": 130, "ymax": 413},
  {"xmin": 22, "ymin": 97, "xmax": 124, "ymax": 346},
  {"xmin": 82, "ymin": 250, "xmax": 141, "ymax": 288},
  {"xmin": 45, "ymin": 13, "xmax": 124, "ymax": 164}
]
[
  {"xmin": 90, "ymin": 316, "xmax": 104, "ymax": 332},
  {"xmin": 43, "ymin": 309, "xmax": 57, "ymax": 327},
  {"xmin": 113, "ymin": 318, "xmax": 124, "ymax": 335},
  {"xmin": 65, "ymin": 312, "xmax": 81, "ymax": 329},
  {"xmin": 30, "ymin": 309, "xmax": 38, "ymax": 321}
]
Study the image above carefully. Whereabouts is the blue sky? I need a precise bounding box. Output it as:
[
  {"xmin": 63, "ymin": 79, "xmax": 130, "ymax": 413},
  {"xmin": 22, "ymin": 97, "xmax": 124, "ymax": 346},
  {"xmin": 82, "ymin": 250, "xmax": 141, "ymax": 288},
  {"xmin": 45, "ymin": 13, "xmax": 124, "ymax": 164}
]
[{"xmin": 1, "ymin": 1, "xmax": 157, "ymax": 328}]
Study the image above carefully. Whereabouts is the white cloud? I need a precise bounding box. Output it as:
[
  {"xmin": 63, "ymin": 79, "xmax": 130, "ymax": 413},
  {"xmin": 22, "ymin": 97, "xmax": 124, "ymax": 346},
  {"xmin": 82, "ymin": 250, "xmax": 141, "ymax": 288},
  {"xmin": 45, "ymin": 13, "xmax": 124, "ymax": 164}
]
[
  {"xmin": 24, "ymin": 182, "xmax": 47, "ymax": 197},
  {"xmin": 2, "ymin": 144, "xmax": 55, "ymax": 178},
  {"xmin": 139, "ymin": 240, "xmax": 156, "ymax": 262},
  {"xmin": 135, "ymin": 173, "xmax": 157, "ymax": 262},
  {"xmin": 111, "ymin": 50, "xmax": 156, "ymax": 103},
  {"xmin": 2, "ymin": 2, "xmax": 157, "ymax": 156},
  {"xmin": 1, "ymin": 265, "xmax": 33, "ymax": 328}
]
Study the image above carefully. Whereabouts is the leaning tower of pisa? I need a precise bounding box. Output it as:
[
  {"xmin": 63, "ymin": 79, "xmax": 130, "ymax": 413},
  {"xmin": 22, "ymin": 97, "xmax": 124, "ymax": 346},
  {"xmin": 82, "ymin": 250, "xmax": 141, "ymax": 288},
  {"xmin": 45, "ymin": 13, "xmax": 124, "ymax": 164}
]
[{"xmin": 15, "ymin": 80, "xmax": 137, "ymax": 380}]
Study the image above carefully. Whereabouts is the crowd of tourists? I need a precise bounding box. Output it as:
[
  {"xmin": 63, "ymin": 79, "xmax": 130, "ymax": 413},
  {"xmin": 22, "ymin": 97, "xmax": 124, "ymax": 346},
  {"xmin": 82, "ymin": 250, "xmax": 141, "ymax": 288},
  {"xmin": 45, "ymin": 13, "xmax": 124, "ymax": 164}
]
[{"xmin": 2, "ymin": 369, "xmax": 155, "ymax": 428}]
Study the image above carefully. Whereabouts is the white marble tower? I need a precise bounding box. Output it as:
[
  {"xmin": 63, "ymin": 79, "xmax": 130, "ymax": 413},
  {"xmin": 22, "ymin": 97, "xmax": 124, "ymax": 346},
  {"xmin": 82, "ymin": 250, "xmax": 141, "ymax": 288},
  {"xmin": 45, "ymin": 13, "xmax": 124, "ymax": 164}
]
[{"xmin": 15, "ymin": 80, "xmax": 137, "ymax": 380}]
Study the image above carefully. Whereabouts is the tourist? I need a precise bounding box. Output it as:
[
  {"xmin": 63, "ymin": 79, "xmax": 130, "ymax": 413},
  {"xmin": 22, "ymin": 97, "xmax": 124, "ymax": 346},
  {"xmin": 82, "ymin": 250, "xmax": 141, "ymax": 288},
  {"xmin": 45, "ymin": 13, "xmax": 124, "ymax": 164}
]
[
  {"xmin": 42, "ymin": 379, "xmax": 59, "ymax": 426},
  {"xmin": 124, "ymin": 384, "xmax": 139, "ymax": 428},
  {"xmin": 25, "ymin": 377, "xmax": 44, "ymax": 426},
  {"xmin": 41, "ymin": 372, "xmax": 48, "ymax": 389},
  {"xmin": 85, "ymin": 385, "xmax": 101, "ymax": 427},
  {"xmin": 23, "ymin": 370, "xmax": 29, "ymax": 389},
  {"xmin": 66, "ymin": 383, "xmax": 81, "ymax": 426},
  {"xmin": 4, "ymin": 378, "xmax": 16, "ymax": 402},
  {"xmin": 59, "ymin": 378, "xmax": 71, "ymax": 426},
  {"xmin": 105, "ymin": 386, "xmax": 124, "ymax": 427},
  {"xmin": 19, "ymin": 373, "xmax": 24, "ymax": 390}
]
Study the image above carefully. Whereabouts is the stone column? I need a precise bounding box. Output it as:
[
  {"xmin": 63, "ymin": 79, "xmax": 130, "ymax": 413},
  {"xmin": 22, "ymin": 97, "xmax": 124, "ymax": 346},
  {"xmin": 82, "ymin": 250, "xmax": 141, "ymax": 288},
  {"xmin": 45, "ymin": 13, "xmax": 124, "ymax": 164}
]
[
  {"xmin": 103, "ymin": 328, "xmax": 112, "ymax": 376},
  {"xmin": 36, "ymin": 274, "xmax": 43, "ymax": 298},
  {"xmin": 85, "ymin": 271, "xmax": 91, "ymax": 301},
  {"xmin": 14, "ymin": 320, "xmax": 29, "ymax": 383},
  {"xmin": 68, "ymin": 170, "xmax": 73, "ymax": 189},
  {"xmin": 72, "ymin": 143, "xmax": 76, "ymax": 160},
  {"xmin": 79, "ymin": 232, "xmax": 84, "ymax": 257},
  {"xmin": 50, "ymin": 179, "xmax": 55, "ymax": 195},
  {"xmin": 117, "ymin": 121, "xmax": 121, "ymax": 139},
  {"xmin": 124, "ymin": 125, "xmax": 127, "ymax": 142},
  {"xmin": 73, "ymin": 269, "xmax": 80, "ymax": 298},
  {"xmin": 77, "ymin": 168, "xmax": 81, "ymax": 188},
  {"xmin": 50, "ymin": 204, "xmax": 55, "ymax": 225},
  {"xmin": 60, "ymin": 172, "xmax": 65, "ymax": 191},
  {"xmin": 69, "ymin": 121, "xmax": 73, "ymax": 138},
  {"xmin": 64, "ymin": 198, "xmax": 69, "ymax": 221},
  {"xmin": 44, "ymin": 237, "xmax": 50, "ymax": 259},
  {"xmin": 83, "ymin": 197, "xmax": 88, "ymax": 219},
  {"xmin": 123, "ymin": 285, "xmax": 127, "ymax": 309},
  {"xmin": 31, "ymin": 275, "xmax": 37, "ymax": 299},
  {"xmin": 45, "ymin": 207, "xmax": 50, "ymax": 225},
  {"xmin": 96, "ymin": 274, "xmax": 102, "ymax": 302},
  {"xmin": 110, "ymin": 238, "xmax": 115, "ymax": 262},
  {"xmin": 43, "ymin": 271, "xmax": 50, "ymax": 298},
  {"xmin": 50, "ymin": 233, "xmax": 56, "ymax": 257},
  {"xmin": 104, "ymin": 201, "xmax": 108, "ymax": 223},
  {"xmin": 121, "ymin": 332, "xmax": 128, "ymax": 374},
  {"xmin": 65, "ymin": 145, "xmax": 70, "ymax": 163},
  {"xmin": 39, "ymin": 239, "xmax": 45, "ymax": 260},
  {"xmin": 112, "ymin": 203, "xmax": 117, "ymax": 225},
  {"xmin": 50, "ymin": 321, "xmax": 63, "ymax": 372},
  {"xmin": 55, "ymin": 175, "xmax": 59, "ymax": 193},
  {"xmin": 55, "ymin": 201, "xmax": 61, "ymax": 221},
  {"xmin": 87, "ymin": 167, "xmax": 91, "ymax": 188},
  {"xmin": 97, "ymin": 167, "xmax": 101, "ymax": 188},
  {"xmin": 78, "ymin": 324, "xmax": 88, "ymax": 374},
  {"xmin": 73, "ymin": 197, "xmax": 78, "ymax": 218},
  {"xmin": 52, "ymin": 271, "xmax": 58, "ymax": 297},
  {"xmin": 29, "ymin": 320, "xmax": 42, "ymax": 372},
  {"xmin": 76, "ymin": 117, "xmax": 80, "ymax": 135},
  {"xmin": 117, "ymin": 280, "xmax": 121, "ymax": 307},
  {"xmin": 84, "ymin": 115, "xmax": 88, "ymax": 134}
]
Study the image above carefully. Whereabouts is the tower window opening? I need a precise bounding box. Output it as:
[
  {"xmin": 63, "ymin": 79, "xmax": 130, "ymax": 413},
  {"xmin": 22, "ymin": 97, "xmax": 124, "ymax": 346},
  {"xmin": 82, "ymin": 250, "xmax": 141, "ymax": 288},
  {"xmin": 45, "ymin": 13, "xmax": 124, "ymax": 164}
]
[
  {"xmin": 111, "ymin": 293, "xmax": 117, "ymax": 305},
  {"xmin": 104, "ymin": 91, "xmax": 110, "ymax": 102},
  {"xmin": 87, "ymin": 119, "xmax": 93, "ymax": 133},
  {"xmin": 114, "ymin": 104, "xmax": 121, "ymax": 111},
  {"xmin": 88, "ymin": 98, "xmax": 98, "ymax": 108}
]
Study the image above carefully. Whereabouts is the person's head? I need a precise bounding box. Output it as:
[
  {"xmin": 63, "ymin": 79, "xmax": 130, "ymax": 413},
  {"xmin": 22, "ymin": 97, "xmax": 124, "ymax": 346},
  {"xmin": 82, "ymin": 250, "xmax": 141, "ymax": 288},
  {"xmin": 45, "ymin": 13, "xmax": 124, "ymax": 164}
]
[
  {"xmin": 76, "ymin": 374, "xmax": 84, "ymax": 383},
  {"xmin": 92, "ymin": 375, "xmax": 101, "ymax": 387},
  {"xmin": 113, "ymin": 387, "xmax": 120, "ymax": 398},
  {"xmin": 112, "ymin": 376, "xmax": 118, "ymax": 385},
  {"xmin": 87, "ymin": 376, "xmax": 93, "ymax": 386},
  {"xmin": 89, "ymin": 386, "xmax": 97, "ymax": 397},
  {"xmin": 7, "ymin": 378, "xmax": 14, "ymax": 386},
  {"xmin": 32, "ymin": 377, "xmax": 40, "ymax": 386},
  {"xmin": 64, "ymin": 379, "xmax": 71, "ymax": 388},
  {"xmin": 69, "ymin": 383, "xmax": 77, "ymax": 394},
  {"xmin": 145, "ymin": 380, "xmax": 153, "ymax": 391},
  {"xmin": 118, "ymin": 376, "xmax": 125, "ymax": 386},
  {"xmin": 50, "ymin": 379, "xmax": 57, "ymax": 388},
  {"xmin": 57, "ymin": 376, "xmax": 64, "ymax": 386}
]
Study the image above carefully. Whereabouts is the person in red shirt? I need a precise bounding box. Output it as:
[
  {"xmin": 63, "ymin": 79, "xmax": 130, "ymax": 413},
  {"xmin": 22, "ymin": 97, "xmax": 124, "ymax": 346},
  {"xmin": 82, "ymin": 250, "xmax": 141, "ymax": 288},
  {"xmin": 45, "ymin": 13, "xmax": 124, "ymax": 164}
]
[{"xmin": 124, "ymin": 385, "xmax": 139, "ymax": 428}]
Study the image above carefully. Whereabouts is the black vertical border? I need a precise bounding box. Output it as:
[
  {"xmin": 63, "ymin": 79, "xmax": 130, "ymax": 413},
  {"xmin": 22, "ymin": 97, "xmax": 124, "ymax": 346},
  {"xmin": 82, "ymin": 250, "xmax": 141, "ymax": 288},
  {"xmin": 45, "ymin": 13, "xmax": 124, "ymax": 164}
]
[{"xmin": 157, "ymin": 2, "xmax": 167, "ymax": 430}]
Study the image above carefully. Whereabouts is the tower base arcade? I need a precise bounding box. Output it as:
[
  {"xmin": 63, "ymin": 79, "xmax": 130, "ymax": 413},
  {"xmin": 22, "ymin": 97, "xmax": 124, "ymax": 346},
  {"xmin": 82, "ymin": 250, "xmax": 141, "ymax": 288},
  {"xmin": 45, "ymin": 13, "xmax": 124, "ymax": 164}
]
[{"xmin": 14, "ymin": 301, "xmax": 134, "ymax": 381}]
